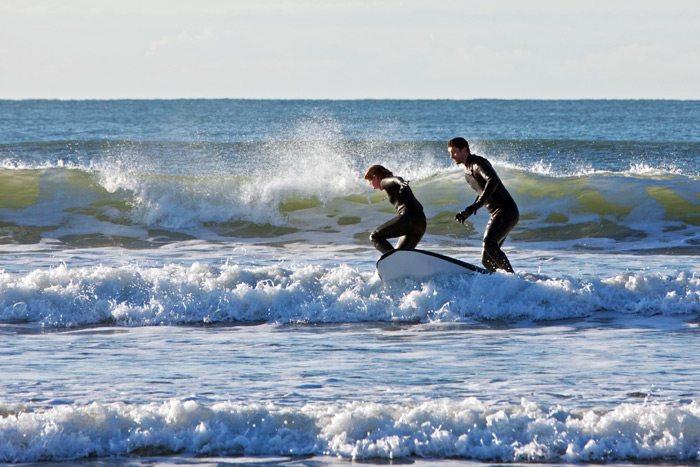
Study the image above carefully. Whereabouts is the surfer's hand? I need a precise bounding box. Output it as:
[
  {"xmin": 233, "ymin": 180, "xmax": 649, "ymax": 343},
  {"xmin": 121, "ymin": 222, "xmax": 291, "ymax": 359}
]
[
  {"xmin": 464, "ymin": 203, "xmax": 479, "ymax": 217},
  {"xmin": 455, "ymin": 204, "xmax": 479, "ymax": 223}
]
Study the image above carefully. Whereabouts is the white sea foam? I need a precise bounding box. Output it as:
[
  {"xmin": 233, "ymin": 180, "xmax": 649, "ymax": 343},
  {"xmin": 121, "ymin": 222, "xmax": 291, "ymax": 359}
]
[
  {"xmin": 1, "ymin": 262, "xmax": 698, "ymax": 328},
  {"xmin": 2, "ymin": 398, "xmax": 700, "ymax": 462},
  {"xmin": 628, "ymin": 162, "xmax": 688, "ymax": 177},
  {"xmin": 489, "ymin": 155, "xmax": 694, "ymax": 180}
]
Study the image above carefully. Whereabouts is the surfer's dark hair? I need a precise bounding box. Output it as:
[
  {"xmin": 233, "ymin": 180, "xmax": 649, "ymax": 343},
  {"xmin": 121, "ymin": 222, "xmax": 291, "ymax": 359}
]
[
  {"xmin": 364, "ymin": 165, "xmax": 393, "ymax": 180},
  {"xmin": 448, "ymin": 137, "xmax": 470, "ymax": 152}
]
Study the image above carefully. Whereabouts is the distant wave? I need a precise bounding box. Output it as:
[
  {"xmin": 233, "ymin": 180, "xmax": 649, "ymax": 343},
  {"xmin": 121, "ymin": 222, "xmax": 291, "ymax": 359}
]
[
  {"xmin": 3, "ymin": 137, "xmax": 700, "ymax": 177},
  {"xmin": 3, "ymin": 397, "xmax": 700, "ymax": 462},
  {"xmin": 470, "ymin": 139, "xmax": 700, "ymax": 178},
  {"xmin": 1, "ymin": 262, "xmax": 697, "ymax": 328}
]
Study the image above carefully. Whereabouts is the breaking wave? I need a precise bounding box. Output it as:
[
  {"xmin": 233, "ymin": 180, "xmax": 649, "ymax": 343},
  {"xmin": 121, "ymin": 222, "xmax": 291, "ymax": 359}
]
[
  {"xmin": 1, "ymin": 158, "xmax": 698, "ymax": 252},
  {"xmin": 1, "ymin": 262, "xmax": 698, "ymax": 328},
  {"xmin": 3, "ymin": 398, "xmax": 700, "ymax": 463}
]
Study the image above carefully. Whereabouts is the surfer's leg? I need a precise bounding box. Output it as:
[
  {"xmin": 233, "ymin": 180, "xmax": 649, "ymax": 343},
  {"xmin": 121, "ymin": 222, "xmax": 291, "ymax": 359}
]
[
  {"xmin": 370, "ymin": 215, "xmax": 406, "ymax": 253},
  {"xmin": 369, "ymin": 234, "xmax": 394, "ymax": 254},
  {"xmin": 481, "ymin": 251, "xmax": 500, "ymax": 272},
  {"xmin": 481, "ymin": 209, "xmax": 518, "ymax": 273},
  {"xmin": 395, "ymin": 214, "xmax": 426, "ymax": 250},
  {"xmin": 482, "ymin": 240, "xmax": 514, "ymax": 273},
  {"xmin": 396, "ymin": 234, "xmax": 421, "ymax": 250},
  {"xmin": 371, "ymin": 213, "xmax": 426, "ymax": 253}
]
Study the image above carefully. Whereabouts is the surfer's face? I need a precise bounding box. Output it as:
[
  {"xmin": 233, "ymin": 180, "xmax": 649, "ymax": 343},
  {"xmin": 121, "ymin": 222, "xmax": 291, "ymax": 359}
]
[
  {"xmin": 367, "ymin": 175, "xmax": 383, "ymax": 190},
  {"xmin": 448, "ymin": 145, "xmax": 469, "ymax": 165}
]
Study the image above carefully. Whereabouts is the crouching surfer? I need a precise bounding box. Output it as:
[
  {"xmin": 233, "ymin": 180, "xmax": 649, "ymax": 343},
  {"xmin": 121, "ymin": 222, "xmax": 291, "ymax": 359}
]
[{"xmin": 364, "ymin": 165, "xmax": 427, "ymax": 254}]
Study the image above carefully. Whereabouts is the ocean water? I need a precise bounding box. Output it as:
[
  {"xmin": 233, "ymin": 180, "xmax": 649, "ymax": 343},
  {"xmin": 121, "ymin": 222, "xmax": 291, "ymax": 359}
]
[{"xmin": 0, "ymin": 99, "xmax": 699, "ymax": 466}]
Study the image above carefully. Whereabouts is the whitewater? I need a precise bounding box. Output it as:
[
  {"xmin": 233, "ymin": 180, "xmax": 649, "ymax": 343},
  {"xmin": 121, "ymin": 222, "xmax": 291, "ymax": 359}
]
[{"xmin": 1, "ymin": 99, "xmax": 699, "ymax": 465}]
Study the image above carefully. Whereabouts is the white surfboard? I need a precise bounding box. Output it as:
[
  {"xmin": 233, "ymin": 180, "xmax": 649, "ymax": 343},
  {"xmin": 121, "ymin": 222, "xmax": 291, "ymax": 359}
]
[{"xmin": 376, "ymin": 249, "xmax": 491, "ymax": 281}]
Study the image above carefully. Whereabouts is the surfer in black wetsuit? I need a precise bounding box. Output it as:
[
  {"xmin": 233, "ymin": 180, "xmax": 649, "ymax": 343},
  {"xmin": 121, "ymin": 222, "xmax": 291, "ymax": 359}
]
[
  {"xmin": 448, "ymin": 137, "xmax": 519, "ymax": 273},
  {"xmin": 364, "ymin": 165, "xmax": 427, "ymax": 254}
]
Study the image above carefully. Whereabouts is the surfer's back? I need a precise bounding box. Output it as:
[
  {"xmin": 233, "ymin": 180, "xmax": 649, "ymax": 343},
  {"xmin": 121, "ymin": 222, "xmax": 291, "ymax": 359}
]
[{"xmin": 380, "ymin": 177, "xmax": 424, "ymax": 215}]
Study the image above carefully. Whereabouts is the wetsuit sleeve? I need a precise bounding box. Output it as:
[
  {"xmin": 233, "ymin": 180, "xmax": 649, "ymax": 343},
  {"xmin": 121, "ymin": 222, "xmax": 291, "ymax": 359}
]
[{"xmin": 473, "ymin": 162, "xmax": 502, "ymax": 208}]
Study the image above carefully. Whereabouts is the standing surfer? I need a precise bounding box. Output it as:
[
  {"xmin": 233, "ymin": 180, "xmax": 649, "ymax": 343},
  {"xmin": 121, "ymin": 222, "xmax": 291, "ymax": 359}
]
[
  {"xmin": 364, "ymin": 165, "xmax": 426, "ymax": 254},
  {"xmin": 448, "ymin": 137, "xmax": 519, "ymax": 273}
]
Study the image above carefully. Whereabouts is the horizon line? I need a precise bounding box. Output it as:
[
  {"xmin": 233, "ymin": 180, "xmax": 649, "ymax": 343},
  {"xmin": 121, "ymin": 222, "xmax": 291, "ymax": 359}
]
[{"xmin": 2, "ymin": 97, "xmax": 700, "ymax": 102}]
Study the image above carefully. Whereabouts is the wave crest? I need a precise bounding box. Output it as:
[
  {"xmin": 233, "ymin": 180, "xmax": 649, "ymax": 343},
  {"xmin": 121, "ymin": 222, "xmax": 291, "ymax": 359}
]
[{"xmin": 1, "ymin": 154, "xmax": 699, "ymax": 251}]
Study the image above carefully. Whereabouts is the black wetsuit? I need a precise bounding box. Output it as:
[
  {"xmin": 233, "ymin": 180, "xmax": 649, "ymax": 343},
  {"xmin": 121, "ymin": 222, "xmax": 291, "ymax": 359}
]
[
  {"xmin": 463, "ymin": 154, "xmax": 519, "ymax": 272},
  {"xmin": 370, "ymin": 177, "xmax": 427, "ymax": 254}
]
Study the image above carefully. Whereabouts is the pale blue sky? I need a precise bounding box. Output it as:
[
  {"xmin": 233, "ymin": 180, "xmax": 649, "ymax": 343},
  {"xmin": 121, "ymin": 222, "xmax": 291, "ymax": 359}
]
[{"xmin": 1, "ymin": 0, "xmax": 699, "ymax": 99}]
